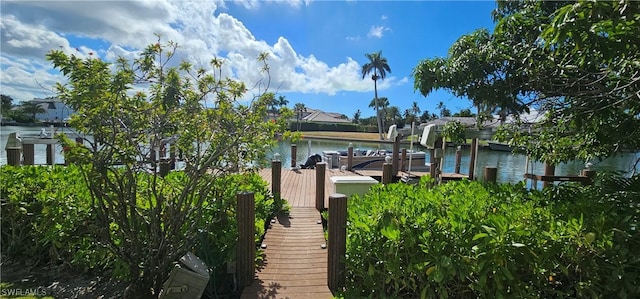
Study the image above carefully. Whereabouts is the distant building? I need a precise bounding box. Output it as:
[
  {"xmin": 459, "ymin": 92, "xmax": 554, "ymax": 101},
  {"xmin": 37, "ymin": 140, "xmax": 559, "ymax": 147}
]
[
  {"xmin": 287, "ymin": 108, "xmax": 351, "ymax": 124},
  {"xmin": 300, "ymin": 108, "xmax": 351, "ymax": 123},
  {"xmin": 30, "ymin": 98, "xmax": 74, "ymax": 123}
]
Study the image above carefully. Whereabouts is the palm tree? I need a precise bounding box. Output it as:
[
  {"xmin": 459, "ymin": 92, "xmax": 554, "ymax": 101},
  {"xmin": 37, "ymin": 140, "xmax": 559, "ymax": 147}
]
[
  {"xmin": 293, "ymin": 102, "xmax": 307, "ymax": 131},
  {"xmin": 368, "ymin": 96, "xmax": 390, "ymax": 110},
  {"xmin": 277, "ymin": 95, "xmax": 289, "ymax": 109},
  {"xmin": 20, "ymin": 101, "xmax": 45, "ymax": 122},
  {"xmin": 411, "ymin": 101, "xmax": 421, "ymax": 122},
  {"xmin": 361, "ymin": 51, "xmax": 391, "ymax": 140},
  {"xmin": 369, "ymin": 97, "xmax": 390, "ymax": 130},
  {"xmin": 352, "ymin": 109, "xmax": 361, "ymax": 124}
]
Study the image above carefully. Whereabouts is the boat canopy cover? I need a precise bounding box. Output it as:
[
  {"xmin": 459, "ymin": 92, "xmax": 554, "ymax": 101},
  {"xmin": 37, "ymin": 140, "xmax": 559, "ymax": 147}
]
[
  {"xmin": 387, "ymin": 125, "xmax": 398, "ymax": 140},
  {"xmin": 420, "ymin": 124, "xmax": 437, "ymax": 149}
]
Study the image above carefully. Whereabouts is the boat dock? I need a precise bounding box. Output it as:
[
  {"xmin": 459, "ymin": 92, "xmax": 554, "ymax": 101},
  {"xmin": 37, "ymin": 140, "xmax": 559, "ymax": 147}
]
[{"xmin": 240, "ymin": 167, "xmax": 352, "ymax": 298}]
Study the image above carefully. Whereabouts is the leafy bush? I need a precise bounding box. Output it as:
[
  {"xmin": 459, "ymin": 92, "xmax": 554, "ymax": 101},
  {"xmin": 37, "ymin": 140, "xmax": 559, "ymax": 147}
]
[
  {"xmin": 0, "ymin": 165, "xmax": 110, "ymax": 269},
  {"xmin": 290, "ymin": 121, "xmax": 376, "ymax": 132},
  {"xmin": 1, "ymin": 165, "xmax": 283, "ymax": 298},
  {"xmin": 343, "ymin": 175, "xmax": 640, "ymax": 298},
  {"xmin": 47, "ymin": 38, "xmax": 287, "ymax": 298}
]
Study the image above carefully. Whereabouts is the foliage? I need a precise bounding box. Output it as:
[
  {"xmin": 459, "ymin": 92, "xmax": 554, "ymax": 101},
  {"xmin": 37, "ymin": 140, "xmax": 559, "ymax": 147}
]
[
  {"xmin": 0, "ymin": 165, "xmax": 282, "ymax": 298},
  {"xmin": 362, "ymin": 51, "xmax": 392, "ymax": 140},
  {"xmin": 18, "ymin": 101, "xmax": 46, "ymax": 122},
  {"xmin": 343, "ymin": 175, "xmax": 640, "ymax": 298},
  {"xmin": 287, "ymin": 121, "xmax": 374, "ymax": 133},
  {"xmin": 0, "ymin": 165, "xmax": 112, "ymax": 270},
  {"xmin": 293, "ymin": 102, "xmax": 307, "ymax": 131},
  {"xmin": 441, "ymin": 120, "xmax": 466, "ymax": 146},
  {"xmin": 0, "ymin": 94, "xmax": 32, "ymax": 123},
  {"xmin": 46, "ymin": 38, "xmax": 287, "ymax": 298},
  {"xmin": 352, "ymin": 109, "xmax": 361, "ymax": 124},
  {"xmin": 413, "ymin": 1, "xmax": 640, "ymax": 164}
]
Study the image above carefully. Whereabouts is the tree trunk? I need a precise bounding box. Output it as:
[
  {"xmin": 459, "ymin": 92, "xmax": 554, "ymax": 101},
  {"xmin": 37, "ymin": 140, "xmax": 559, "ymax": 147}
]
[{"xmin": 374, "ymin": 78, "xmax": 384, "ymax": 140}]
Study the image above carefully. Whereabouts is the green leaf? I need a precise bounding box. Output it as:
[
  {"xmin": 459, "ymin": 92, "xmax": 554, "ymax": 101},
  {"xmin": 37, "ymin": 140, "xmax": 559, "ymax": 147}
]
[
  {"xmin": 381, "ymin": 225, "xmax": 400, "ymax": 241},
  {"xmin": 472, "ymin": 233, "xmax": 489, "ymax": 240}
]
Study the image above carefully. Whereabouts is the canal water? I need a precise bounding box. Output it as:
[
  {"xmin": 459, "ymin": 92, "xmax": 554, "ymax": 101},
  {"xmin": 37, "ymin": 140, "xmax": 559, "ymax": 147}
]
[
  {"xmin": 2, "ymin": 126, "xmax": 639, "ymax": 187},
  {"xmin": 268, "ymin": 138, "xmax": 640, "ymax": 187}
]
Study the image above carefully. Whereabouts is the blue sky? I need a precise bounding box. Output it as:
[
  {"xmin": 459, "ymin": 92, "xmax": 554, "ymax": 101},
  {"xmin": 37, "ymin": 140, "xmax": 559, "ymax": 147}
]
[{"xmin": 1, "ymin": 0, "xmax": 497, "ymax": 119}]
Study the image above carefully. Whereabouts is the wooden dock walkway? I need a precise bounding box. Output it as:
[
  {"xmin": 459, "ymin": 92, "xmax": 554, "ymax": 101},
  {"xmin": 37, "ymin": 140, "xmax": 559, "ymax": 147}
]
[{"xmin": 240, "ymin": 168, "xmax": 352, "ymax": 299}]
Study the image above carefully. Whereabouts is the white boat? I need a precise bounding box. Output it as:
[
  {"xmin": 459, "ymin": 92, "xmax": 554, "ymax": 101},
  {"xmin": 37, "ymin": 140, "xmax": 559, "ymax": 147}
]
[{"xmin": 322, "ymin": 149, "xmax": 430, "ymax": 172}]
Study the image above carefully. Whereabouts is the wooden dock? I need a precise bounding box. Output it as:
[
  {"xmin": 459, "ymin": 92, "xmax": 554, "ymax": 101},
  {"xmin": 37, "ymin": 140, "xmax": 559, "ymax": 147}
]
[{"xmin": 240, "ymin": 168, "xmax": 352, "ymax": 299}]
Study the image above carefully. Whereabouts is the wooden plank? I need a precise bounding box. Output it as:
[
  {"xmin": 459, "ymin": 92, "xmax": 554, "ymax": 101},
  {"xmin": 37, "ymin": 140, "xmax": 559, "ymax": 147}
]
[
  {"xmin": 441, "ymin": 173, "xmax": 469, "ymax": 181},
  {"xmin": 241, "ymin": 167, "xmax": 333, "ymax": 299},
  {"xmin": 523, "ymin": 173, "xmax": 590, "ymax": 183}
]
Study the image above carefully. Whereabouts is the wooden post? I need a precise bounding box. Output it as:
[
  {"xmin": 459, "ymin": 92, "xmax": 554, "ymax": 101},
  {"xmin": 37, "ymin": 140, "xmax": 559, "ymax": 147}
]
[
  {"xmin": 272, "ymin": 160, "xmax": 282, "ymax": 198},
  {"xmin": 454, "ymin": 147, "xmax": 462, "ymax": 174},
  {"xmin": 291, "ymin": 144, "xmax": 297, "ymax": 168},
  {"xmin": 382, "ymin": 163, "xmax": 393, "ymax": 184},
  {"xmin": 468, "ymin": 138, "xmax": 478, "ymax": 180},
  {"xmin": 237, "ymin": 192, "xmax": 255, "ymax": 289},
  {"xmin": 430, "ymin": 162, "xmax": 438, "ymax": 181},
  {"xmin": 159, "ymin": 144, "xmax": 166, "ymax": 159},
  {"xmin": 400, "ymin": 148, "xmax": 407, "ymax": 172},
  {"xmin": 429, "ymin": 140, "xmax": 440, "ymax": 183},
  {"xmin": 6, "ymin": 148, "xmax": 21, "ymax": 166},
  {"xmin": 315, "ymin": 162, "xmax": 326, "ymax": 211},
  {"xmin": 151, "ymin": 147, "xmax": 157, "ymax": 163},
  {"xmin": 75, "ymin": 137, "xmax": 84, "ymax": 144},
  {"xmin": 46, "ymin": 144, "xmax": 54, "ymax": 165},
  {"xmin": 169, "ymin": 143, "xmax": 176, "ymax": 170},
  {"xmin": 581, "ymin": 169, "xmax": 596, "ymax": 185},
  {"xmin": 347, "ymin": 146, "xmax": 353, "ymax": 171},
  {"xmin": 328, "ymin": 193, "xmax": 347, "ymax": 292},
  {"xmin": 392, "ymin": 135, "xmax": 400, "ymax": 175},
  {"xmin": 440, "ymin": 136, "xmax": 446, "ymax": 175},
  {"xmin": 484, "ymin": 166, "xmax": 497, "ymax": 183},
  {"xmin": 159, "ymin": 159, "xmax": 170, "ymax": 177},
  {"xmin": 543, "ymin": 163, "xmax": 555, "ymax": 188},
  {"xmin": 23, "ymin": 144, "xmax": 35, "ymax": 165}
]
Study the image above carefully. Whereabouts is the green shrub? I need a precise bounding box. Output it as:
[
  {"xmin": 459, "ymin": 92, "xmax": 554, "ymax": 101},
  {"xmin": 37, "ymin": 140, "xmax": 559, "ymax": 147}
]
[
  {"xmin": 0, "ymin": 165, "xmax": 111, "ymax": 269},
  {"xmin": 1, "ymin": 166, "xmax": 283, "ymax": 298},
  {"xmin": 343, "ymin": 175, "xmax": 640, "ymax": 298}
]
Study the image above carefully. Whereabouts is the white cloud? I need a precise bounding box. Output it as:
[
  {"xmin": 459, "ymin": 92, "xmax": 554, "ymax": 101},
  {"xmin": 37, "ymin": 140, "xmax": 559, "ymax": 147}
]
[
  {"xmin": 346, "ymin": 35, "xmax": 361, "ymax": 41},
  {"xmin": 367, "ymin": 25, "xmax": 391, "ymax": 39},
  {"xmin": 381, "ymin": 15, "xmax": 388, "ymax": 20},
  {"xmin": 0, "ymin": 0, "xmax": 391, "ymax": 103}
]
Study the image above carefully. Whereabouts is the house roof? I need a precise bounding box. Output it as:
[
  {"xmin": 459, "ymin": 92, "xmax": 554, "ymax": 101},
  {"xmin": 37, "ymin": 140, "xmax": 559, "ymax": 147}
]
[{"xmin": 300, "ymin": 108, "xmax": 351, "ymax": 123}]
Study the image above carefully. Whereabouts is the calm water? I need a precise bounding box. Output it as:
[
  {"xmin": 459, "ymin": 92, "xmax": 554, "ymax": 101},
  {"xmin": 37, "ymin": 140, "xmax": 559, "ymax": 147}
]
[
  {"xmin": 2, "ymin": 126, "xmax": 639, "ymax": 187},
  {"xmin": 267, "ymin": 139, "xmax": 640, "ymax": 188}
]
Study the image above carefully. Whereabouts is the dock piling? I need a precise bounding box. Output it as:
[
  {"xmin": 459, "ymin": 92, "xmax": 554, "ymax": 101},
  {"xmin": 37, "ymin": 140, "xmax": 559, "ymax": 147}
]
[
  {"xmin": 484, "ymin": 166, "xmax": 497, "ymax": 183},
  {"xmin": 328, "ymin": 193, "xmax": 347, "ymax": 292},
  {"xmin": 543, "ymin": 163, "xmax": 555, "ymax": 188},
  {"xmin": 291, "ymin": 144, "xmax": 297, "ymax": 168},
  {"xmin": 23, "ymin": 144, "xmax": 34, "ymax": 165},
  {"xmin": 6, "ymin": 148, "xmax": 21, "ymax": 166},
  {"xmin": 46, "ymin": 144, "xmax": 54, "ymax": 165},
  {"xmin": 237, "ymin": 192, "xmax": 255, "ymax": 289},
  {"xmin": 468, "ymin": 138, "xmax": 478, "ymax": 180},
  {"xmin": 454, "ymin": 146, "xmax": 462, "ymax": 174},
  {"xmin": 272, "ymin": 160, "xmax": 282, "ymax": 198},
  {"xmin": 347, "ymin": 146, "xmax": 353, "ymax": 171},
  {"xmin": 382, "ymin": 163, "xmax": 393, "ymax": 184},
  {"xmin": 392, "ymin": 135, "xmax": 400, "ymax": 175},
  {"xmin": 315, "ymin": 162, "xmax": 326, "ymax": 211}
]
